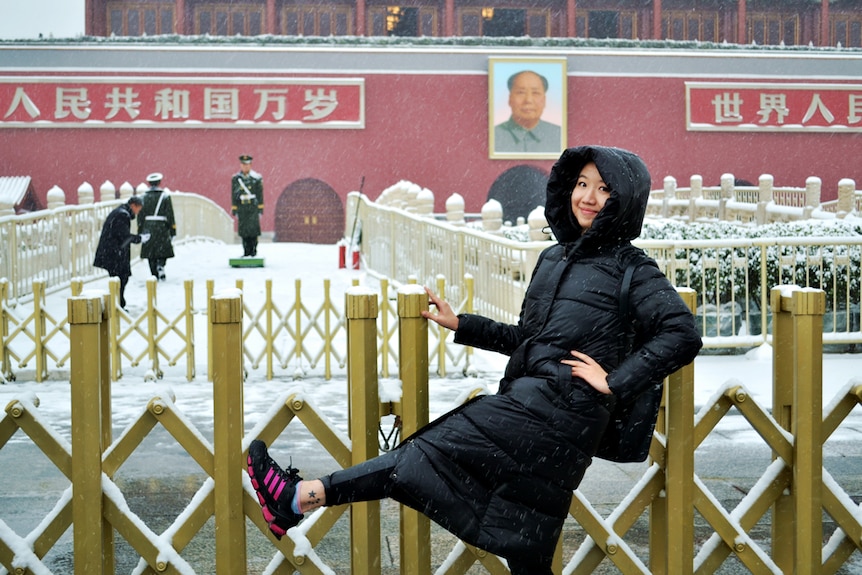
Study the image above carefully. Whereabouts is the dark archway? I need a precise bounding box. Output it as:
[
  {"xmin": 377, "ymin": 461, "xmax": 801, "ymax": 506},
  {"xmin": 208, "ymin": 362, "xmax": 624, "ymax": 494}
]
[
  {"xmin": 274, "ymin": 178, "xmax": 344, "ymax": 243},
  {"xmin": 487, "ymin": 165, "xmax": 548, "ymax": 224}
]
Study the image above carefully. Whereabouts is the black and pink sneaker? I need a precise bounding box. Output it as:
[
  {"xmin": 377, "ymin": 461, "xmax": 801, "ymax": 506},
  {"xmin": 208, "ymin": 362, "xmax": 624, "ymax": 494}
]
[{"xmin": 247, "ymin": 439, "xmax": 304, "ymax": 539}]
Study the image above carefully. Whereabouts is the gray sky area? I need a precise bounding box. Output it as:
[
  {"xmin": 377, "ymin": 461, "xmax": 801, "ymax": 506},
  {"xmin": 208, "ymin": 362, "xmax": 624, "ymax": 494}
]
[{"xmin": 0, "ymin": 0, "xmax": 85, "ymax": 40}]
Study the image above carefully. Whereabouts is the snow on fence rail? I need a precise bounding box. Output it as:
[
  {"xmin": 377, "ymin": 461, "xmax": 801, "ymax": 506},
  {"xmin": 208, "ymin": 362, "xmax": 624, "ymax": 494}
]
[
  {"xmin": 354, "ymin": 178, "xmax": 862, "ymax": 349},
  {"xmin": 0, "ymin": 179, "xmax": 234, "ymax": 301}
]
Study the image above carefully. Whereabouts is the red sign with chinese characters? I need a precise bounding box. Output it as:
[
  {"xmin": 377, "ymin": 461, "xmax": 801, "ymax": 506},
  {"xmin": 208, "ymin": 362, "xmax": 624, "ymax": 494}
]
[
  {"xmin": 686, "ymin": 82, "xmax": 862, "ymax": 132},
  {"xmin": 0, "ymin": 76, "xmax": 365, "ymax": 129}
]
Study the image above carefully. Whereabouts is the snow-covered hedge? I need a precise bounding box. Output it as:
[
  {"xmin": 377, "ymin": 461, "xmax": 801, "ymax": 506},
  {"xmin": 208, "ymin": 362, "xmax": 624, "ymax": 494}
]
[{"xmin": 640, "ymin": 219, "xmax": 862, "ymax": 315}]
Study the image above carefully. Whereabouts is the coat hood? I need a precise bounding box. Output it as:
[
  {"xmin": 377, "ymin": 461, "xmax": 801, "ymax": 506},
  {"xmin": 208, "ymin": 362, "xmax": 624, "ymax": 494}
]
[{"xmin": 545, "ymin": 146, "xmax": 651, "ymax": 245}]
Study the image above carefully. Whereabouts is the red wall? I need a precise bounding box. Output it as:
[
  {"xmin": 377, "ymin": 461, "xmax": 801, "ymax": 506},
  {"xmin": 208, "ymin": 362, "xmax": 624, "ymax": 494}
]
[{"xmin": 2, "ymin": 72, "xmax": 859, "ymax": 232}]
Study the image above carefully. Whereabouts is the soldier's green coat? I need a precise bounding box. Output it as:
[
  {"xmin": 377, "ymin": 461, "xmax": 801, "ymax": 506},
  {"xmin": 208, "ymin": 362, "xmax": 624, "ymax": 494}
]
[
  {"xmin": 137, "ymin": 186, "xmax": 176, "ymax": 260},
  {"xmin": 231, "ymin": 170, "xmax": 264, "ymax": 238}
]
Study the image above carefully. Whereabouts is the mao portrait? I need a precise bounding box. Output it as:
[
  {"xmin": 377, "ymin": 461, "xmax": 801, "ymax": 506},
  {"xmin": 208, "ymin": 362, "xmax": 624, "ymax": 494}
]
[{"xmin": 489, "ymin": 58, "xmax": 567, "ymax": 159}]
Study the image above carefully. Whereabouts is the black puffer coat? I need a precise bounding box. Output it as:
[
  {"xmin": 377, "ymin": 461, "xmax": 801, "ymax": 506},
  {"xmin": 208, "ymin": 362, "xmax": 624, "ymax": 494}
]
[
  {"xmin": 386, "ymin": 146, "xmax": 702, "ymax": 566},
  {"xmin": 93, "ymin": 203, "xmax": 141, "ymax": 277}
]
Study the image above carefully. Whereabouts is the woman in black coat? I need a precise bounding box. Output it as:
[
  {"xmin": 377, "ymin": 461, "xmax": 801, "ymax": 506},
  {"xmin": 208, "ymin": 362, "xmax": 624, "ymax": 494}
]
[
  {"xmin": 247, "ymin": 145, "xmax": 703, "ymax": 573},
  {"xmin": 94, "ymin": 196, "xmax": 148, "ymax": 309}
]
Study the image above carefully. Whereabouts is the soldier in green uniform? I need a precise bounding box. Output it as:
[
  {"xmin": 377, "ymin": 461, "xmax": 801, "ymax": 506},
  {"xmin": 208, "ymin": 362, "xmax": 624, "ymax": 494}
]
[
  {"xmin": 137, "ymin": 172, "xmax": 176, "ymax": 280},
  {"xmin": 231, "ymin": 154, "xmax": 264, "ymax": 257}
]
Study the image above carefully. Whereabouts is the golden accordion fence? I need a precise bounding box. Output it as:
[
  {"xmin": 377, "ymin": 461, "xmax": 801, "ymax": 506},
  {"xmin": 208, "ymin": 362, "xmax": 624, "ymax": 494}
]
[
  {"xmin": 0, "ymin": 274, "xmax": 471, "ymax": 384},
  {"xmin": 1, "ymin": 285, "xmax": 861, "ymax": 574}
]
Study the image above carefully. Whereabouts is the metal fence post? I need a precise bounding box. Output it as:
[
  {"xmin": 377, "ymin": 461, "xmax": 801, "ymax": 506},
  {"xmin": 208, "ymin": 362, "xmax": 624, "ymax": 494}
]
[
  {"xmin": 346, "ymin": 288, "xmax": 381, "ymax": 575},
  {"xmin": 770, "ymin": 286, "xmax": 794, "ymax": 572},
  {"xmin": 790, "ymin": 287, "xmax": 825, "ymax": 575},
  {"xmin": 0, "ymin": 279, "xmax": 10, "ymax": 381},
  {"xmin": 183, "ymin": 279, "xmax": 195, "ymax": 381},
  {"xmin": 69, "ymin": 293, "xmax": 107, "ymax": 574},
  {"xmin": 209, "ymin": 290, "xmax": 247, "ymax": 574},
  {"xmin": 660, "ymin": 288, "xmax": 697, "ymax": 575},
  {"xmin": 206, "ymin": 279, "xmax": 214, "ymax": 381},
  {"xmin": 33, "ymin": 280, "xmax": 47, "ymax": 382},
  {"xmin": 397, "ymin": 285, "xmax": 431, "ymax": 575},
  {"xmin": 98, "ymin": 292, "xmax": 115, "ymax": 572},
  {"xmin": 146, "ymin": 277, "xmax": 160, "ymax": 377}
]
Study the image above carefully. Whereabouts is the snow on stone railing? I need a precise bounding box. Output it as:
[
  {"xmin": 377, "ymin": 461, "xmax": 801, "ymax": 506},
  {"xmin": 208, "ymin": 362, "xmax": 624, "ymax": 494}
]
[
  {"xmin": 647, "ymin": 173, "xmax": 861, "ymax": 225},
  {"xmin": 0, "ymin": 180, "xmax": 234, "ymax": 301}
]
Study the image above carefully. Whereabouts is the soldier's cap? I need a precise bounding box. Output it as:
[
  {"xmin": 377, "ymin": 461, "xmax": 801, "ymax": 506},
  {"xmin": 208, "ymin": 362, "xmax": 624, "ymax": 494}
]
[
  {"xmin": 128, "ymin": 195, "xmax": 143, "ymax": 206},
  {"xmin": 239, "ymin": 155, "xmax": 253, "ymax": 164},
  {"xmin": 146, "ymin": 172, "xmax": 163, "ymax": 183}
]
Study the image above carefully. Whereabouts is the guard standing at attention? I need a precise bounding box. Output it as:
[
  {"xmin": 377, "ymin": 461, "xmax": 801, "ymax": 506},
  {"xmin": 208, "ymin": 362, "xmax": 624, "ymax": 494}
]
[
  {"xmin": 231, "ymin": 154, "xmax": 264, "ymax": 257},
  {"xmin": 138, "ymin": 172, "xmax": 176, "ymax": 280}
]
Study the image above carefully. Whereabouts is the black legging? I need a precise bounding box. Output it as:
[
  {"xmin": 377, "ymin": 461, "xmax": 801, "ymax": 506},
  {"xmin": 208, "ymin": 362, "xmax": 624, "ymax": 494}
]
[
  {"xmin": 321, "ymin": 450, "xmax": 554, "ymax": 575},
  {"xmin": 321, "ymin": 449, "xmax": 399, "ymax": 505}
]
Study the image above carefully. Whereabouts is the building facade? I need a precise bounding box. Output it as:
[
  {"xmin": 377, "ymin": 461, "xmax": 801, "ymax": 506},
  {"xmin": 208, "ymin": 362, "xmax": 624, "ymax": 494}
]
[
  {"xmin": 1, "ymin": 41, "xmax": 861, "ymax": 243},
  {"xmin": 86, "ymin": 0, "xmax": 862, "ymax": 48}
]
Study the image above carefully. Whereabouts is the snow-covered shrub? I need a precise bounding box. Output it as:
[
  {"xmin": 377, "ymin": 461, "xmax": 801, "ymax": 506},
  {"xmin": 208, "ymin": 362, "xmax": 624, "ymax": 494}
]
[{"xmin": 640, "ymin": 219, "xmax": 862, "ymax": 313}]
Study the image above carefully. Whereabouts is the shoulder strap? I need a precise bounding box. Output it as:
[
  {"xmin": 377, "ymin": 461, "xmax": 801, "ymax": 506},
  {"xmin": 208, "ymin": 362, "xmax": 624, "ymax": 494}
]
[
  {"xmin": 153, "ymin": 190, "xmax": 169, "ymax": 217},
  {"xmin": 617, "ymin": 261, "xmax": 637, "ymax": 365}
]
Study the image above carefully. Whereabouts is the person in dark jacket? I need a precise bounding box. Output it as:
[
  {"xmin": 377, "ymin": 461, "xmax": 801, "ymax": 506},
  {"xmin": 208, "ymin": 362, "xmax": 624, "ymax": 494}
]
[
  {"xmin": 93, "ymin": 196, "xmax": 149, "ymax": 309},
  {"xmin": 137, "ymin": 172, "xmax": 176, "ymax": 280},
  {"xmin": 231, "ymin": 154, "xmax": 264, "ymax": 257},
  {"xmin": 247, "ymin": 145, "xmax": 703, "ymax": 573}
]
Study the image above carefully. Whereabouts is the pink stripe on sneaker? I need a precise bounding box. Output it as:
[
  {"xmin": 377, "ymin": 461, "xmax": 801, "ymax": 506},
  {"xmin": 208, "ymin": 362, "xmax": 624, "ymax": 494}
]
[{"xmin": 273, "ymin": 478, "xmax": 285, "ymax": 499}]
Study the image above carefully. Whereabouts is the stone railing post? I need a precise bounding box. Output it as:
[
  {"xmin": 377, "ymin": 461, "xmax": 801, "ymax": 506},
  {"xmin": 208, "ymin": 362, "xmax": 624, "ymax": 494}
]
[
  {"xmin": 46, "ymin": 185, "xmax": 66, "ymax": 209},
  {"xmin": 481, "ymin": 199, "xmax": 503, "ymax": 234},
  {"xmin": 757, "ymin": 174, "xmax": 773, "ymax": 224},
  {"xmin": 396, "ymin": 285, "xmax": 431, "ymax": 574},
  {"xmin": 804, "ymin": 176, "xmax": 821, "ymax": 218},
  {"xmin": 119, "ymin": 181, "xmax": 136, "ymax": 201},
  {"xmin": 836, "ymin": 178, "xmax": 855, "ymax": 218},
  {"xmin": 719, "ymin": 173, "xmax": 734, "ymax": 220},
  {"xmin": 100, "ymin": 180, "xmax": 117, "ymax": 202},
  {"xmin": 689, "ymin": 175, "xmax": 703, "ymax": 199},
  {"xmin": 528, "ymin": 206, "xmax": 549, "ymax": 242},
  {"xmin": 346, "ymin": 287, "xmax": 382, "ymax": 575},
  {"xmin": 663, "ymin": 175, "xmax": 676, "ymax": 219},
  {"xmin": 78, "ymin": 181, "xmax": 95, "ymax": 204},
  {"xmin": 689, "ymin": 175, "xmax": 702, "ymax": 221},
  {"xmin": 445, "ymin": 193, "xmax": 465, "ymax": 226},
  {"xmin": 415, "ymin": 188, "xmax": 434, "ymax": 216},
  {"xmin": 209, "ymin": 289, "xmax": 247, "ymax": 574}
]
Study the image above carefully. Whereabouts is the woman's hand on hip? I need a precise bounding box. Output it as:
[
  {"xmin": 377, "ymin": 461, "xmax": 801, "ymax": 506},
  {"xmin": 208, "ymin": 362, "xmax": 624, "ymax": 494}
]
[{"xmin": 561, "ymin": 350, "xmax": 612, "ymax": 395}]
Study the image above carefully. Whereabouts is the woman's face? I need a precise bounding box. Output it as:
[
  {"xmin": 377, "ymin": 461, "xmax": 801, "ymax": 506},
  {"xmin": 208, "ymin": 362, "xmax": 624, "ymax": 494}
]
[{"xmin": 570, "ymin": 161, "xmax": 610, "ymax": 230}]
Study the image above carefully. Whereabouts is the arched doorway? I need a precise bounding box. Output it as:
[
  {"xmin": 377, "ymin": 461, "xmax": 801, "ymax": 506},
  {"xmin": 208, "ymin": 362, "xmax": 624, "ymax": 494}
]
[
  {"xmin": 274, "ymin": 178, "xmax": 344, "ymax": 243},
  {"xmin": 487, "ymin": 165, "xmax": 549, "ymax": 224}
]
